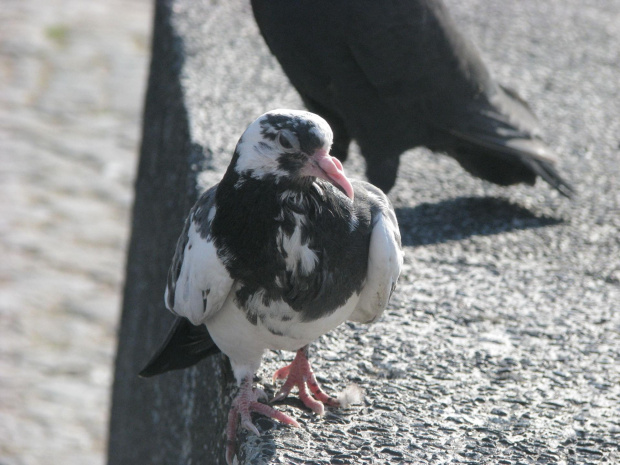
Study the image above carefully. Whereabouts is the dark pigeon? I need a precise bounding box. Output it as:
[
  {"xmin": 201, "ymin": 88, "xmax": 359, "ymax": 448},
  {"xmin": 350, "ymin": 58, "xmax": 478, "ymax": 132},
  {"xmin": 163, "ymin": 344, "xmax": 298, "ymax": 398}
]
[
  {"xmin": 251, "ymin": 0, "xmax": 574, "ymax": 197},
  {"xmin": 140, "ymin": 109, "xmax": 403, "ymax": 464}
]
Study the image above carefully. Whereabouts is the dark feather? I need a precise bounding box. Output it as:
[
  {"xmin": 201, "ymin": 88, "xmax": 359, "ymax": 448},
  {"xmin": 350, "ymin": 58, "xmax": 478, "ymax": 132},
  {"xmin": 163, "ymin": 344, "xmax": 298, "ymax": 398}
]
[
  {"xmin": 213, "ymin": 173, "xmax": 372, "ymax": 323},
  {"xmin": 251, "ymin": 0, "xmax": 573, "ymax": 197},
  {"xmin": 139, "ymin": 317, "xmax": 220, "ymax": 378}
]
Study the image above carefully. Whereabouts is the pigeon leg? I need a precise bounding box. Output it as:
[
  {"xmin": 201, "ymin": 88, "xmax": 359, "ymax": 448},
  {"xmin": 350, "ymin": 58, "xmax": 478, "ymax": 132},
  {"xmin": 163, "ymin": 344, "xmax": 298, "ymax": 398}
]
[
  {"xmin": 272, "ymin": 345, "xmax": 340, "ymax": 416},
  {"xmin": 226, "ymin": 375, "xmax": 299, "ymax": 465}
]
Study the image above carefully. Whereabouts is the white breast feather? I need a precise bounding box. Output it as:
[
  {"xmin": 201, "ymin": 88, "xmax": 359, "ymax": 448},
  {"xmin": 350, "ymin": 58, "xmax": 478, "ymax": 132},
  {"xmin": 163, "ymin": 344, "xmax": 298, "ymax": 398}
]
[{"xmin": 206, "ymin": 285, "xmax": 362, "ymax": 384}]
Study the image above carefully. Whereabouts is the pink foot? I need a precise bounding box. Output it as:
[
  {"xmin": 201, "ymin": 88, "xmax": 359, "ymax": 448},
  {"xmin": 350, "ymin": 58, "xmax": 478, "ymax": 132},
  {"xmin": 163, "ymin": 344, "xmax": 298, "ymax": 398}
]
[
  {"xmin": 272, "ymin": 346, "xmax": 340, "ymax": 416},
  {"xmin": 226, "ymin": 377, "xmax": 299, "ymax": 465}
]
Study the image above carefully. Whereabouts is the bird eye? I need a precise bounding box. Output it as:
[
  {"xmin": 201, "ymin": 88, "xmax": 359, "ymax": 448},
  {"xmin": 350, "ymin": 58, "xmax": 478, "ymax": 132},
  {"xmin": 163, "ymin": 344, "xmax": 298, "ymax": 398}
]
[{"xmin": 278, "ymin": 131, "xmax": 294, "ymax": 151}]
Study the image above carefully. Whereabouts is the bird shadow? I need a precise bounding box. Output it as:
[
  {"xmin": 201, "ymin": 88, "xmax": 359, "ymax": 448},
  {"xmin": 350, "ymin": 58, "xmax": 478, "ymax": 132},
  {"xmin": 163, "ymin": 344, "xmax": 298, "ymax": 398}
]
[{"xmin": 395, "ymin": 196, "xmax": 563, "ymax": 247}]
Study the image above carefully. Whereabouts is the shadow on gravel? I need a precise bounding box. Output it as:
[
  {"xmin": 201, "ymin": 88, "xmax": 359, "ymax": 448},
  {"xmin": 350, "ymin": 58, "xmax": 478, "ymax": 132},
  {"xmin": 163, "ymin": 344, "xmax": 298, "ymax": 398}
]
[{"xmin": 396, "ymin": 196, "xmax": 563, "ymax": 247}]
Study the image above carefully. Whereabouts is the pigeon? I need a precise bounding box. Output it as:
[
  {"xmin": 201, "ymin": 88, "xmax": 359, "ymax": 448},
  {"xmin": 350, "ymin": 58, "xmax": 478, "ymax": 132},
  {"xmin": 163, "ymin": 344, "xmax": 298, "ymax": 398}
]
[
  {"xmin": 140, "ymin": 109, "xmax": 403, "ymax": 464},
  {"xmin": 251, "ymin": 0, "xmax": 574, "ymax": 197}
]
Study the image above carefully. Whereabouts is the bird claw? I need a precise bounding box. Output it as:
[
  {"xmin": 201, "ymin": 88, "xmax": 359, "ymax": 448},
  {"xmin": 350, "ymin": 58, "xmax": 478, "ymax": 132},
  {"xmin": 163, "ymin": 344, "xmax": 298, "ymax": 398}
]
[
  {"xmin": 271, "ymin": 391, "xmax": 286, "ymax": 403},
  {"xmin": 271, "ymin": 347, "xmax": 339, "ymax": 415},
  {"xmin": 255, "ymin": 387, "xmax": 269, "ymax": 403},
  {"xmin": 226, "ymin": 377, "xmax": 299, "ymax": 465},
  {"xmin": 272, "ymin": 384, "xmax": 292, "ymax": 403},
  {"xmin": 241, "ymin": 417, "xmax": 260, "ymax": 437}
]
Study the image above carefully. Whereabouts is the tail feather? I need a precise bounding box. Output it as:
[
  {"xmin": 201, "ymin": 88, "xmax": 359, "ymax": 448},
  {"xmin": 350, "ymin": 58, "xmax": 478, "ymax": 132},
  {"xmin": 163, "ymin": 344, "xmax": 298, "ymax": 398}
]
[
  {"xmin": 447, "ymin": 128, "xmax": 574, "ymax": 198},
  {"xmin": 440, "ymin": 81, "xmax": 574, "ymax": 198},
  {"xmin": 523, "ymin": 156, "xmax": 575, "ymax": 198},
  {"xmin": 139, "ymin": 317, "xmax": 220, "ymax": 378}
]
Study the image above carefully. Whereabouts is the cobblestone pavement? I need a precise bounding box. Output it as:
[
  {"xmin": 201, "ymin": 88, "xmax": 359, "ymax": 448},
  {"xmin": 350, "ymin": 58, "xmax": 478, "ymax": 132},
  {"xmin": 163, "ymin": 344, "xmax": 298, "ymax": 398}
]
[{"xmin": 0, "ymin": 1, "xmax": 151, "ymax": 464}]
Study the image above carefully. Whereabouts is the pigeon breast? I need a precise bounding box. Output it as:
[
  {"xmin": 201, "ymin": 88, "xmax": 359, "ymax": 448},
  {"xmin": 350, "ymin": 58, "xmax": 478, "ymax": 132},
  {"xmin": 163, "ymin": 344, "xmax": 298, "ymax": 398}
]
[{"xmin": 211, "ymin": 171, "xmax": 372, "ymax": 331}]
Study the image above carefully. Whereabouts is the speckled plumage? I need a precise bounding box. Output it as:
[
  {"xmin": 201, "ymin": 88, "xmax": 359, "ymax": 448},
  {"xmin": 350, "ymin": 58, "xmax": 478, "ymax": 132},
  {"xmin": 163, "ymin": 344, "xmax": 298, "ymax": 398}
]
[
  {"xmin": 146, "ymin": 109, "xmax": 402, "ymax": 378},
  {"xmin": 140, "ymin": 110, "xmax": 403, "ymax": 463}
]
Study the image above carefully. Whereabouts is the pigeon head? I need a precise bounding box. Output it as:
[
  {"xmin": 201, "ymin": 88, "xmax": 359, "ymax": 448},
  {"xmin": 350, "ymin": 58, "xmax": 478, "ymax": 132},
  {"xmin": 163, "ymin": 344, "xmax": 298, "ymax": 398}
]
[{"xmin": 233, "ymin": 109, "xmax": 354, "ymax": 199}]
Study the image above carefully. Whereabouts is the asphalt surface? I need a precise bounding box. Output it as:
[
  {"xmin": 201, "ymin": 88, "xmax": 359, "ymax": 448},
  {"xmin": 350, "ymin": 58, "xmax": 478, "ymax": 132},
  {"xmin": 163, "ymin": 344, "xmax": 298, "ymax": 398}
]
[{"xmin": 172, "ymin": 0, "xmax": 620, "ymax": 463}]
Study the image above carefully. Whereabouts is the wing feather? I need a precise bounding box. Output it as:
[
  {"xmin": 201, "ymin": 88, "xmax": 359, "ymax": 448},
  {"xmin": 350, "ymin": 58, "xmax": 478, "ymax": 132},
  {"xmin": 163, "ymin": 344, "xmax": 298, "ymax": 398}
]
[
  {"xmin": 350, "ymin": 187, "xmax": 403, "ymax": 324},
  {"xmin": 164, "ymin": 185, "xmax": 234, "ymax": 325}
]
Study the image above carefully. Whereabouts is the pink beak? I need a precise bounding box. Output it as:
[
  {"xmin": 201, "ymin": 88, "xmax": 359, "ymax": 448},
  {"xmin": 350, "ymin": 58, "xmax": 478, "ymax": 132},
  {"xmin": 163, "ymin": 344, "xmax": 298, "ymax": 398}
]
[{"xmin": 310, "ymin": 149, "xmax": 355, "ymax": 200}]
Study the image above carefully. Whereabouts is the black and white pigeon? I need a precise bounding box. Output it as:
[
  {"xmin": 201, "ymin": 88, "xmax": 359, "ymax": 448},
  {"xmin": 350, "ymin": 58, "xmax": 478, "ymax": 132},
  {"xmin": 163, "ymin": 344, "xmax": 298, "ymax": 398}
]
[
  {"xmin": 251, "ymin": 0, "xmax": 574, "ymax": 197},
  {"xmin": 140, "ymin": 109, "xmax": 403, "ymax": 464}
]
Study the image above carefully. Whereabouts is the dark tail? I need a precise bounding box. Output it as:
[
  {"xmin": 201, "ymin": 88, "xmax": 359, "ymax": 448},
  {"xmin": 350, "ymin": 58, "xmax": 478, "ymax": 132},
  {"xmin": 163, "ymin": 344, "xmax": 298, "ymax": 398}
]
[
  {"xmin": 444, "ymin": 83, "xmax": 575, "ymax": 199},
  {"xmin": 139, "ymin": 317, "xmax": 221, "ymax": 377},
  {"xmin": 447, "ymin": 128, "xmax": 575, "ymax": 199}
]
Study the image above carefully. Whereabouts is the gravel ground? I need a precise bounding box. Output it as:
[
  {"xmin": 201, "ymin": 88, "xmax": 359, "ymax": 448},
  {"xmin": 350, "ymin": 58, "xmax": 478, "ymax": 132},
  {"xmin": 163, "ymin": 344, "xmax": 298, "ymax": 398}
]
[
  {"xmin": 0, "ymin": 1, "xmax": 151, "ymax": 464},
  {"xmin": 3, "ymin": 0, "xmax": 620, "ymax": 464}
]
